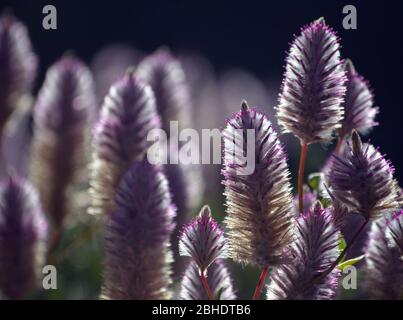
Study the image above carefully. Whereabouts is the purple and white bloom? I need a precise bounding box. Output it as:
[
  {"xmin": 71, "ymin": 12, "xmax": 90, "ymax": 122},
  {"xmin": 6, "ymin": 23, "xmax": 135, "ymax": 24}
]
[
  {"xmin": 0, "ymin": 13, "xmax": 37, "ymax": 134},
  {"xmin": 180, "ymin": 260, "xmax": 236, "ymax": 300},
  {"xmin": 365, "ymin": 211, "xmax": 403, "ymax": 299},
  {"xmin": 276, "ymin": 18, "xmax": 346, "ymax": 144},
  {"xmin": 102, "ymin": 161, "xmax": 176, "ymax": 300},
  {"xmin": 0, "ymin": 177, "xmax": 48, "ymax": 299},
  {"xmin": 89, "ymin": 69, "xmax": 161, "ymax": 216},
  {"xmin": 340, "ymin": 59, "xmax": 378, "ymax": 136},
  {"xmin": 179, "ymin": 205, "xmax": 228, "ymax": 272},
  {"xmin": 267, "ymin": 202, "xmax": 341, "ymax": 300},
  {"xmin": 222, "ymin": 101, "xmax": 294, "ymax": 267},
  {"xmin": 329, "ymin": 131, "xmax": 400, "ymax": 220},
  {"xmin": 31, "ymin": 55, "xmax": 95, "ymax": 229}
]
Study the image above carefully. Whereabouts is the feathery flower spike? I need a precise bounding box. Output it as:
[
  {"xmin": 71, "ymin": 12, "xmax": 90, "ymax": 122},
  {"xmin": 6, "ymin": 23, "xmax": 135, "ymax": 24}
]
[
  {"xmin": 0, "ymin": 176, "xmax": 48, "ymax": 299},
  {"xmin": 330, "ymin": 131, "xmax": 400, "ymax": 220},
  {"xmin": 340, "ymin": 59, "xmax": 378, "ymax": 137},
  {"xmin": 30, "ymin": 55, "xmax": 95, "ymax": 247},
  {"xmin": 267, "ymin": 202, "xmax": 340, "ymax": 300},
  {"xmin": 0, "ymin": 13, "xmax": 37, "ymax": 136},
  {"xmin": 179, "ymin": 205, "xmax": 228, "ymax": 272},
  {"xmin": 223, "ymin": 101, "xmax": 294, "ymax": 299},
  {"xmin": 180, "ymin": 260, "xmax": 236, "ymax": 300},
  {"xmin": 89, "ymin": 69, "xmax": 160, "ymax": 216},
  {"xmin": 136, "ymin": 47, "xmax": 191, "ymax": 132},
  {"xmin": 365, "ymin": 211, "xmax": 403, "ymax": 299},
  {"xmin": 102, "ymin": 161, "xmax": 176, "ymax": 300},
  {"xmin": 276, "ymin": 17, "xmax": 346, "ymax": 214}
]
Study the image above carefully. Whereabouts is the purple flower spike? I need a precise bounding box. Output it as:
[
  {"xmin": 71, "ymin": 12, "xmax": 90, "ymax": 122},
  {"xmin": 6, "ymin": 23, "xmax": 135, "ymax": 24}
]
[
  {"xmin": 136, "ymin": 47, "xmax": 191, "ymax": 132},
  {"xmin": 340, "ymin": 59, "xmax": 378, "ymax": 136},
  {"xmin": 89, "ymin": 69, "xmax": 161, "ymax": 216},
  {"xmin": 30, "ymin": 55, "xmax": 95, "ymax": 231},
  {"xmin": 365, "ymin": 211, "xmax": 403, "ymax": 299},
  {"xmin": 180, "ymin": 260, "xmax": 236, "ymax": 300},
  {"xmin": 0, "ymin": 13, "xmax": 37, "ymax": 134},
  {"xmin": 102, "ymin": 160, "xmax": 176, "ymax": 300},
  {"xmin": 276, "ymin": 17, "xmax": 346, "ymax": 144},
  {"xmin": 329, "ymin": 131, "xmax": 400, "ymax": 220},
  {"xmin": 267, "ymin": 202, "xmax": 341, "ymax": 300},
  {"xmin": 179, "ymin": 205, "xmax": 228, "ymax": 272},
  {"xmin": 0, "ymin": 177, "xmax": 48, "ymax": 299},
  {"xmin": 293, "ymin": 189, "xmax": 317, "ymax": 214},
  {"xmin": 222, "ymin": 101, "xmax": 294, "ymax": 267}
]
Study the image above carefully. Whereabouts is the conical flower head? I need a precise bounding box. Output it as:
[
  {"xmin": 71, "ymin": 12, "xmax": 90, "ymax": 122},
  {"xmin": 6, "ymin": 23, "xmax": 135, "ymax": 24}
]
[
  {"xmin": 222, "ymin": 101, "xmax": 294, "ymax": 267},
  {"xmin": 0, "ymin": 177, "xmax": 48, "ymax": 299},
  {"xmin": 136, "ymin": 48, "xmax": 191, "ymax": 132},
  {"xmin": 180, "ymin": 260, "xmax": 236, "ymax": 300},
  {"xmin": 276, "ymin": 18, "xmax": 346, "ymax": 144},
  {"xmin": 0, "ymin": 13, "xmax": 37, "ymax": 133},
  {"xmin": 365, "ymin": 211, "xmax": 403, "ymax": 299},
  {"xmin": 340, "ymin": 59, "xmax": 378, "ymax": 136},
  {"xmin": 179, "ymin": 205, "xmax": 228, "ymax": 272},
  {"xmin": 102, "ymin": 160, "xmax": 176, "ymax": 300},
  {"xmin": 267, "ymin": 202, "xmax": 341, "ymax": 300},
  {"xmin": 89, "ymin": 70, "xmax": 161, "ymax": 215},
  {"xmin": 30, "ymin": 56, "xmax": 95, "ymax": 229},
  {"xmin": 329, "ymin": 131, "xmax": 400, "ymax": 220}
]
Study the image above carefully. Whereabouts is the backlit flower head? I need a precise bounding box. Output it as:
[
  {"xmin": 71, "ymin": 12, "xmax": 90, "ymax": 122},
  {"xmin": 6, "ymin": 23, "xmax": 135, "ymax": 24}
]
[
  {"xmin": 222, "ymin": 101, "xmax": 294, "ymax": 267},
  {"xmin": 180, "ymin": 260, "xmax": 236, "ymax": 300},
  {"xmin": 0, "ymin": 13, "xmax": 37, "ymax": 134},
  {"xmin": 179, "ymin": 205, "xmax": 228, "ymax": 272},
  {"xmin": 329, "ymin": 131, "xmax": 400, "ymax": 220},
  {"xmin": 102, "ymin": 160, "xmax": 176, "ymax": 300},
  {"xmin": 276, "ymin": 17, "xmax": 346, "ymax": 144},
  {"xmin": 89, "ymin": 69, "xmax": 161, "ymax": 216},
  {"xmin": 267, "ymin": 202, "xmax": 341, "ymax": 300},
  {"xmin": 30, "ymin": 55, "xmax": 95, "ymax": 230},
  {"xmin": 365, "ymin": 211, "xmax": 403, "ymax": 299},
  {"xmin": 0, "ymin": 176, "xmax": 48, "ymax": 299},
  {"xmin": 340, "ymin": 59, "xmax": 378, "ymax": 136}
]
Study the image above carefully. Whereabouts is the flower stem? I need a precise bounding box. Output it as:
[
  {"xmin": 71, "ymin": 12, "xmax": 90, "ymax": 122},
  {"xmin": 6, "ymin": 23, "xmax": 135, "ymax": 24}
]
[
  {"xmin": 298, "ymin": 143, "xmax": 308, "ymax": 214},
  {"xmin": 334, "ymin": 129, "xmax": 345, "ymax": 155},
  {"xmin": 252, "ymin": 265, "xmax": 269, "ymax": 300},
  {"xmin": 200, "ymin": 270, "xmax": 214, "ymax": 300},
  {"xmin": 313, "ymin": 218, "xmax": 368, "ymax": 284}
]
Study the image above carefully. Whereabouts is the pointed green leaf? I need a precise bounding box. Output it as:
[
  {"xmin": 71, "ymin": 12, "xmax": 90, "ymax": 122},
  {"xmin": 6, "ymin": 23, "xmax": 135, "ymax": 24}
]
[
  {"xmin": 338, "ymin": 255, "xmax": 365, "ymax": 271},
  {"xmin": 308, "ymin": 173, "xmax": 322, "ymax": 191}
]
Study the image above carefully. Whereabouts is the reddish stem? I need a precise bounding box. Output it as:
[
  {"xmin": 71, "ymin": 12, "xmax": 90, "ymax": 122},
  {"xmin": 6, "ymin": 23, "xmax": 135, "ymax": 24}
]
[
  {"xmin": 334, "ymin": 130, "xmax": 345, "ymax": 155},
  {"xmin": 200, "ymin": 270, "xmax": 214, "ymax": 300},
  {"xmin": 252, "ymin": 265, "xmax": 269, "ymax": 300},
  {"xmin": 298, "ymin": 143, "xmax": 308, "ymax": 214}
]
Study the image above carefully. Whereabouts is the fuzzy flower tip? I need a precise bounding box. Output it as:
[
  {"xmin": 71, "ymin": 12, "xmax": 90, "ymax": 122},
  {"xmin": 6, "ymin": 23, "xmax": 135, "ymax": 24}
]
[
  {"xmin": 0, "ymin": 177, "xmax": 48, "ymax": 299},
  {"xmin": 222, "ymin": 101, "xmax": 294, "ymax": 267},
  {"xmin": 267, "ymin": 202, "xmax": 341, "ymax": 300},
  {"xmin": 30, "ymin": 55, "xmax": 95, "ymax": 229},
  {"xmin": 341, "ymin": 59, "xmax": 378, "ymax": 136},
  {"xmin": 329, "ymin": 131, "xmax": 400, "ymax": 220},
  {"xmin": 102, "ymin": 160, "xmax": 176, "ymax": 300},
  {"xmin": 179, "ymin": 205, "xmax": 228, "ymax": 272},
  {"xmin": 0, "ymin": 13, "xmax": 37, "ymax": 133},
  {"xmin": 276, "ymin": 17, "xmax": 346, "ymax": 144},
  {"xmin": 89, "ymin": 69, "xmax": 161, "ymax": 216},
  {"xmin": 180, "ymin": 260, "xmax": 236, "ymax": 300},
  {"xmin": 365, "ymin": 211, "xmax": 403, "ymax": 299},
  {"xmin": 136, "ymin": 47, "xmax": 191, "ymax": 131}
]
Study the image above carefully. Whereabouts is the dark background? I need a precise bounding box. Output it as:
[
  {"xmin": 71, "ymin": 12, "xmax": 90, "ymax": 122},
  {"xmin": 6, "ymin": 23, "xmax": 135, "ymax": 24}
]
[{"xmin": 1, "ymin": 0, "xmax": 402, "ymax": 179}]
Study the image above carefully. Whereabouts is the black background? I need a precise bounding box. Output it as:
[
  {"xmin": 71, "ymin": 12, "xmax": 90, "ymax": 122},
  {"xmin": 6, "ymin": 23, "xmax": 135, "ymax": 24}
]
[{"xmin": 1, "ymin": 0, "xmax": 403, "ymax": 180}]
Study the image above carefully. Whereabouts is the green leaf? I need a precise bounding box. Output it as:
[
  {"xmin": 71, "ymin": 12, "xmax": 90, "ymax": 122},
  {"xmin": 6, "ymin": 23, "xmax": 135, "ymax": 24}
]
[
  {"xmin": 338, "ymin": 255, "xmax": 365, "ymax": 271},
  {"xmin": 338, "ymin": 235, "xmax": 347, "ymax": 263},
  {"xmin": 215, "ymin": 287, "xmax": 224, "ymax": 300},
  {"xmin": 319, "ymin": 196, "xmax": 332, "ymax": 208},
  {"xmin": 308, "ymin": 173, "xmax": 322, "ymax": 191}
]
